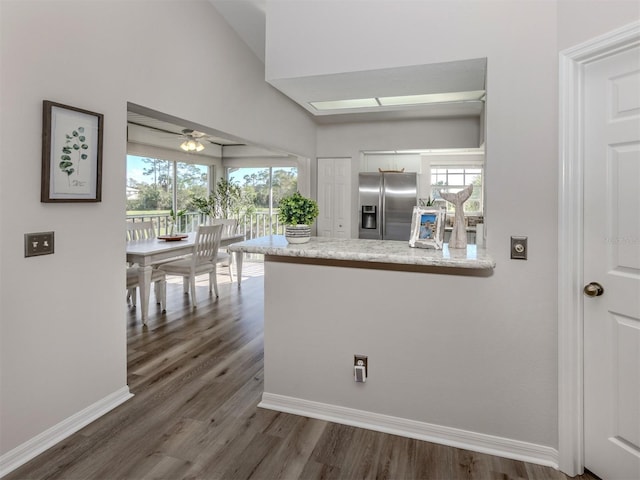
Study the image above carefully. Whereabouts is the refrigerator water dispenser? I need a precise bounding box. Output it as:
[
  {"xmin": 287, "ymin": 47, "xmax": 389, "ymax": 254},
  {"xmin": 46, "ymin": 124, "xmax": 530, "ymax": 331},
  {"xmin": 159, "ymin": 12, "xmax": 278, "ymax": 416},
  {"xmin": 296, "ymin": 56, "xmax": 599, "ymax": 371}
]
[{"xmin": 361, "ymin": 206, "xmax": 377, "ymax": 229}]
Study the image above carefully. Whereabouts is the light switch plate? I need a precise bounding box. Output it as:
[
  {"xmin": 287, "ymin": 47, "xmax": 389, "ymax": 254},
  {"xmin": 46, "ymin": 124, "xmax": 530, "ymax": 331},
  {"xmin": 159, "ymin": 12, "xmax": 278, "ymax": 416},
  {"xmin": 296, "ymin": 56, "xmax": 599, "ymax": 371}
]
[
  {"xmin": 25, "ymin": 232, "xmax": 54, "ymax": 257},
  {"xmin": 510, "ymin": 236, "xmax": 527, "ymax": 260}
]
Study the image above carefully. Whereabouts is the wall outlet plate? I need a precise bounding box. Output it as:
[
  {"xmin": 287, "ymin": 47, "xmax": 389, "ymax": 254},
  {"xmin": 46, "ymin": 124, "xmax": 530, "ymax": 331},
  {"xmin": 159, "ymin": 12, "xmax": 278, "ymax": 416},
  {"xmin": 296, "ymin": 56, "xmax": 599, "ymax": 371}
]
[
  {"xmin": 510, "ymin": 236, "xmax": 527, "ymax": 260},
  {"xmin": 25, "ymin": 232, "xmax": 54, "ymax": 257},
  {"xmin": 354, "ymin": 354, "xmax": 368, "ymax": 378}
]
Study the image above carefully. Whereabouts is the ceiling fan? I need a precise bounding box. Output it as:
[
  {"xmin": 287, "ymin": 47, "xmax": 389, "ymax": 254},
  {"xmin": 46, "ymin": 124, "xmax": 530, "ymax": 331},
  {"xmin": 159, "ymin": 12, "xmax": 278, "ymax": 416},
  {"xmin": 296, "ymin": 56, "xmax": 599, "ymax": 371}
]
[{"xmin": 179, "ymin": 129, "xmax": 207, "ymax": 152}]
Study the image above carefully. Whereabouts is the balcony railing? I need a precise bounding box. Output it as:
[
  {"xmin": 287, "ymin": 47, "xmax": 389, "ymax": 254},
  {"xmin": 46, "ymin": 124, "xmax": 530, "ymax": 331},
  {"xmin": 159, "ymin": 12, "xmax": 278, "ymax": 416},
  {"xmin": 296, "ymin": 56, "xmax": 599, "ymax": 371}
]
[{"xmin": 126, "ymin": 211, "xmax": 285, "ymax": 239}]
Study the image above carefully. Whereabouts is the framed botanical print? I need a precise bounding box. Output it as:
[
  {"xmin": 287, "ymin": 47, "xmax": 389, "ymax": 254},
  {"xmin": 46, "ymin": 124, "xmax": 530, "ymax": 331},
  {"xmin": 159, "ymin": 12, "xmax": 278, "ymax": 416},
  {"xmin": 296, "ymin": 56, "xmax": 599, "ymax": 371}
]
[{"xmin": 41, "ymin": 100, "xmax": 103, "ymax": 202}]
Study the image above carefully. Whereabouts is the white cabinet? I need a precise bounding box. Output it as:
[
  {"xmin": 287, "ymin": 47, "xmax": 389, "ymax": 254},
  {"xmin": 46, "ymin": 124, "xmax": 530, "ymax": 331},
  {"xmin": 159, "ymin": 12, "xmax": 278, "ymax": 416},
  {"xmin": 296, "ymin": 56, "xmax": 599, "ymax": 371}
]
[{"xmin": 317, "ymin": 158, "xmax": 351, "ymax": 238}]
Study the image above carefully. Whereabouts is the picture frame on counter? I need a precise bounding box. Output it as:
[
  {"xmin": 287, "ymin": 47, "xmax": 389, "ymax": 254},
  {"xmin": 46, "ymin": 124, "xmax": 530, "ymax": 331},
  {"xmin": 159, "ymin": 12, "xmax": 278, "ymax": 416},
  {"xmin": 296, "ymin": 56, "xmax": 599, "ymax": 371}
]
[
  {"xmin": 41, "ymin": 100, "xmax": 103, "ymax": 202},
  {"xmin": 409, "ymin": 206, "xmax": 445, "ymax": 250}
]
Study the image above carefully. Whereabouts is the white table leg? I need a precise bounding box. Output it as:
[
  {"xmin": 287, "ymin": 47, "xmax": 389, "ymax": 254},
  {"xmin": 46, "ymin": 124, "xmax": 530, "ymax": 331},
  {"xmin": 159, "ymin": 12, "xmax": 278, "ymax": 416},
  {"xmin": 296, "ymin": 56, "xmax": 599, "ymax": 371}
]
[
  {"xmin": 138, "ymin": 265, "xmax": 153, "ymax": 325},
  {"xmin": 235, "ymin": 251, "xmax": 243, "ymax": 287}
]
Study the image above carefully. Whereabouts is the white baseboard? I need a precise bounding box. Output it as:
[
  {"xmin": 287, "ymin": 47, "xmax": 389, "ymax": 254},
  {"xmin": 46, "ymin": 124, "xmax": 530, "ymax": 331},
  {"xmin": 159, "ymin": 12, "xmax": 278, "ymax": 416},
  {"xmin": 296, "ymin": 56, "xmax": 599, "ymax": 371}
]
[
  {"xmin": 259, "ymin": 392, "xmax": 559, "ymax": 469},
  {"xmin": 0, "ymin": 386, "xmax": 133, "ymax": 478}
]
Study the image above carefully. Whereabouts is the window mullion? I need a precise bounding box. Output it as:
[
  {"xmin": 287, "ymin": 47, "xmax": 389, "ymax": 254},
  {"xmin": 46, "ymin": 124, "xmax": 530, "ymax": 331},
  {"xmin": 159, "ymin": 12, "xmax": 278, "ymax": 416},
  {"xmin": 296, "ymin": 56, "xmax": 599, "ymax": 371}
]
[
  {"xmin": 268, "ymin": 167, "xmax": 273, "ymax": 232},
  {"xmin": 172, "ymin": 161, "xmax": 178, "ymax": 212}
]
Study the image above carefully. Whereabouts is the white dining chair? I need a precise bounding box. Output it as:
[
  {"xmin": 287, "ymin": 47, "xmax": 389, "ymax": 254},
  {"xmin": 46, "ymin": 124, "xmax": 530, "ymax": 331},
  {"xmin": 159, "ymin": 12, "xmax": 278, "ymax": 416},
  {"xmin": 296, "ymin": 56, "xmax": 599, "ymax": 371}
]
[
  {"xmin": 126, "ymin": 221, "xmax": 156, "ymax": 241},
  {"xmin": 210, "ymin": 218, "xmax": 238, "ymax": 282},
  {"xmin": 126, "ymin": 267, "xmax": 167, "ymax": 316},
  {"xmin": 158, "ymin": 224, "xmax": 224, "ymax": 307},
  {"xmin": 126, "ymin": 220, "xmax": 165, "ymax": 314}
]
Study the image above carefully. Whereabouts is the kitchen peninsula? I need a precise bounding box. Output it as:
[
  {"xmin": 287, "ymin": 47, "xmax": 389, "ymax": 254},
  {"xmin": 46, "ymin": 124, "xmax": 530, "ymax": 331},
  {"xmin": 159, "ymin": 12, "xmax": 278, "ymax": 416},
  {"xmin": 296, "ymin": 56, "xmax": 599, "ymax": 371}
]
[
  {"xmin": 227, "ymin": 237, "xmax": 510, "ymax": 461},
  {"xmin": 229, "ymin": 235, "xmax": 495, "ymax": 276}
]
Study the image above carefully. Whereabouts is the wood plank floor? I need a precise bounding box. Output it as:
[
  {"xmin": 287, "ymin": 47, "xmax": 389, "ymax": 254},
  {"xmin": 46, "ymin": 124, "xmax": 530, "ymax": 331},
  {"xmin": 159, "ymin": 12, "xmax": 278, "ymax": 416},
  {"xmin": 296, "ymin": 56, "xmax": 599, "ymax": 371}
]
[{"xmin": 6, "ymin": 261, "xmax": 600, "ymax": 480}]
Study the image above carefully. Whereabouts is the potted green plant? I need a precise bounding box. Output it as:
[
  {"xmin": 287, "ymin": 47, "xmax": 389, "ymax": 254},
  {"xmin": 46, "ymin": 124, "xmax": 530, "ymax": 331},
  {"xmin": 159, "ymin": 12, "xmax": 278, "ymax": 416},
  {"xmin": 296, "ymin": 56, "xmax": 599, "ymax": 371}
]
[
  {"xmin": 190, "ymin": 179, "xmax": 255, "ymax": 222},
  {"xmin": 420, "ymin": 196, "xmax": 445, "ymax": 210},
  {"xmin": 168, "ymin": 208, "xmax": 186, "ymax": 235},
  {"xmin": 190, "ymin": 193, "xmax": 217, "ymax": 220},
  {"xmin": 278, "ymin": 191, "xmax": 319, "ymax": 244}
]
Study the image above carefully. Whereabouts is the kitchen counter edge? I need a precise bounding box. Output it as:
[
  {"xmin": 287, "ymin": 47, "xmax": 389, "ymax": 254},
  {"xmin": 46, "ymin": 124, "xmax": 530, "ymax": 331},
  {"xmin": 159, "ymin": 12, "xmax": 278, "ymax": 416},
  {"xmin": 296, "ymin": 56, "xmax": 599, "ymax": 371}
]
[{"xmin": 228, "ymin": 235, "xmax": 495, "ymax": 270}]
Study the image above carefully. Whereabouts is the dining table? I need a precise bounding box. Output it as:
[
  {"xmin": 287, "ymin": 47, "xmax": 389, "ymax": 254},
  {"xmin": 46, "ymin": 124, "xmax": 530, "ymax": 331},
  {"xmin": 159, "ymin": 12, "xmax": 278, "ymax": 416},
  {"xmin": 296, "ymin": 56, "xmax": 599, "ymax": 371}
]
[{"xmin": 126, "ymin": 231, "xmax": 245, "ymax": 323}]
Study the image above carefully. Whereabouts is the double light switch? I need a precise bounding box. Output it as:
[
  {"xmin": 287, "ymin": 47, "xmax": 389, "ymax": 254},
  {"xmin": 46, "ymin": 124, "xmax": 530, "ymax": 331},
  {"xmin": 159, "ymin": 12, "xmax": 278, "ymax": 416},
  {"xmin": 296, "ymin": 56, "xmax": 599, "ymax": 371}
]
[{"xmin": 25, "ymin": 232, "xmax": 54, "ymax": 257}]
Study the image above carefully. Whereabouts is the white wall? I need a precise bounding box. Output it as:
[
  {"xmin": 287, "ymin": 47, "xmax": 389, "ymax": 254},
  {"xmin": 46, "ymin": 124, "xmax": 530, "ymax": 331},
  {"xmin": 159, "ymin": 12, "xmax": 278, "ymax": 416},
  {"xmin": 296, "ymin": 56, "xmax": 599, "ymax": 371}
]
[
  {"xmin": 266, "ymin": 0, "xmax": 639, "ymax": 451},
  {"xmin": 0, "ymin": 0, "xmax": 315, "ymax": 457},
  {"xmin": 284, "ymin": 2, "xmax": 559, "ymax": 448},
  {"xmin": 557, "ymin": 0, "xmax": 640, "ymax": 50},
  {"xmin": 264, "ymin": 260, "xmax": 556, "ymax": 462},
  {"xmin": 266, "ymin": 1, "xmax": 552, "ymax": 79}
]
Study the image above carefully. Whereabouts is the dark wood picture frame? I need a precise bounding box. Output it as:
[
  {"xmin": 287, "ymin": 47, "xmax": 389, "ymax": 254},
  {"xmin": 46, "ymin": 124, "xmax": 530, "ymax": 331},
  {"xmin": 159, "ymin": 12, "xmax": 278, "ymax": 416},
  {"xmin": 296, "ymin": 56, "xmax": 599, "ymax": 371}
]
[{"xmin": 41, "ymin": 100, "xmax": 103, "ymax": 202}]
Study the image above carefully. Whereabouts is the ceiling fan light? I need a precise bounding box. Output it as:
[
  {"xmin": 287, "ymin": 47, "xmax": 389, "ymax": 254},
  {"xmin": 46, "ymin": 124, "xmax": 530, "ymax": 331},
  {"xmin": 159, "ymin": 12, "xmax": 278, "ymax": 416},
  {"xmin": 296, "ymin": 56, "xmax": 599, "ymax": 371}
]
[{"xmin": 179, "ymin": 134, "xmax": 205, "ymax": 153}]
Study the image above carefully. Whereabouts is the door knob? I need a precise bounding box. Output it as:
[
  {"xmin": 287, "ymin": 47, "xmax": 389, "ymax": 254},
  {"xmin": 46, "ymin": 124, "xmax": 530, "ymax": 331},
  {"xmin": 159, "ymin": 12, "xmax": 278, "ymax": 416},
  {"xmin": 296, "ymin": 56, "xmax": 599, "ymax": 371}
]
[{"xmin": 583, "ymin": 282, "xmax": 604, "ymax": 297}]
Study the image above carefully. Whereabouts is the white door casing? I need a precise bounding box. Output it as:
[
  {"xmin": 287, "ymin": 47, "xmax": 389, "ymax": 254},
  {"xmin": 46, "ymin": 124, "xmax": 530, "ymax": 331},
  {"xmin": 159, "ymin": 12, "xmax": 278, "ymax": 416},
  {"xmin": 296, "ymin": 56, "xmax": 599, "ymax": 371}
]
[
  {"xmin": 583, "ymin": 43, "xmax": 640, "ymax": 480},
  {"xmin": 559, "ymin": 21, "xmax": 640, "ymax": 478},
  {"xmin": 317, "ymin": 158, "xmax": 351, "ymax": 238}
]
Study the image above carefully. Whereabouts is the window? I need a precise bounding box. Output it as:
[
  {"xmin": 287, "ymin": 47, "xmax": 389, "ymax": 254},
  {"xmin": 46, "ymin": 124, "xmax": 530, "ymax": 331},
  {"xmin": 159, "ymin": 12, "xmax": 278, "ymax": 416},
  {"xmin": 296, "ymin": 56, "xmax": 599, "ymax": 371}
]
[
  {"xmin": 126, "ymin": 155, "xmax": 210, "ymax": 231},
  {"xmin": 126, "ymin": 155, "xmax": 174, "ymax": 212},
  {"xmin": 271, "ymin": 167, "xmax": 298, "ymax": 208},
  {"xmin": 227, "ymin": 166, "xmax": 297, "ymax": 214},
  {"xmin": 431, "ymin": 166, "xmax": 483, "ymax": 214},
  {"xmin": 176, "ymin": 161, "xmax": 208, "ymax": 212}
]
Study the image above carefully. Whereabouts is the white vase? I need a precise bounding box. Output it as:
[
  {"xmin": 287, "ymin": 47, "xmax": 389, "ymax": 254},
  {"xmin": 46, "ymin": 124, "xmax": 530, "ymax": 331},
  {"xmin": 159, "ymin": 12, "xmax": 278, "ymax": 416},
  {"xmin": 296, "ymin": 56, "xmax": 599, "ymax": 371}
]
[{"xmin": 284, "ymin": 224, "xmax": 311, "ymax": 244}]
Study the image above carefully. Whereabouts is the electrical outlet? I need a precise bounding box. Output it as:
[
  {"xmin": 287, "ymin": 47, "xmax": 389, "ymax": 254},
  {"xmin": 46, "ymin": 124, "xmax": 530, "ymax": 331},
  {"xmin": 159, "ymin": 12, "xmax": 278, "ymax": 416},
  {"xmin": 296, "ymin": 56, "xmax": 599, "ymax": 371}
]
[
  {"xmin": 510, "ymin": 236, "xmax": 527, "ymax": 260},
  {"xmin": 354, "ymin": 354, "xmax": 368, "ymax": 379},
  {"xmin": 25, "ymin": 232, "xmax": 54, "ymax": 257}
]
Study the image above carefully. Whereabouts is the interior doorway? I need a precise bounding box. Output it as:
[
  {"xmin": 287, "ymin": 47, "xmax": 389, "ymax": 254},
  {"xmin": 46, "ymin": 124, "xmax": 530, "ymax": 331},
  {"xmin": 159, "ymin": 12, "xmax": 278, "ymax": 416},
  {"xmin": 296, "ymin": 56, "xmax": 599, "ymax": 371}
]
[{"xmin": 558, "ymin": 21, "xmax": 640, "ymax": 478}]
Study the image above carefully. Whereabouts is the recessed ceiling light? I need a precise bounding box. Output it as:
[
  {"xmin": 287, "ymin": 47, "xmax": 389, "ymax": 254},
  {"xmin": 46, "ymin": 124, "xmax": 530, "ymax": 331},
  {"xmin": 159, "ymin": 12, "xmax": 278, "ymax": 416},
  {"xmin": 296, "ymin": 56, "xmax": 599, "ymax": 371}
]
[
  {"xmin": 378, "ymin": 90, "xmax": 485, "ymax": 106},
  {"xmin": 310, "ymin": 98, "xmax": 380, "ymax": 111},
  {"xmin": 309, "ymin": 90, "xmax": 485, "ymax": 112}
]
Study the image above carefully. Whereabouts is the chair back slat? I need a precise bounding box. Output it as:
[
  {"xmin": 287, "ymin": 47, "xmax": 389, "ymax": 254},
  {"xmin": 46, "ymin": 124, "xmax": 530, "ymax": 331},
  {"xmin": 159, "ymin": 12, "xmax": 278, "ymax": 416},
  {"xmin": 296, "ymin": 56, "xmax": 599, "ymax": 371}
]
[
  {"xmin": 193, "ymin": 224, "xmax": 223, "ymax": 264},
  {"xmin": 127, "ymin": 221, "xmax": 156, "ymax": 241},
  {"xmin": 210, "ymin": 218, "xmax": 238, "ymax": 237}
]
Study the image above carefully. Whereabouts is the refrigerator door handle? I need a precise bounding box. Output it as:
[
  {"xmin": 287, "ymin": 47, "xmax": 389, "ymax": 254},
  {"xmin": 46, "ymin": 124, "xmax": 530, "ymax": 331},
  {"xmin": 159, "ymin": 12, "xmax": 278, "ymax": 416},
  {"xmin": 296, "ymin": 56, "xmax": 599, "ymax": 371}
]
[{"xmin": 380, "ymin": 178, "xmax": 385, "ymax": 239}]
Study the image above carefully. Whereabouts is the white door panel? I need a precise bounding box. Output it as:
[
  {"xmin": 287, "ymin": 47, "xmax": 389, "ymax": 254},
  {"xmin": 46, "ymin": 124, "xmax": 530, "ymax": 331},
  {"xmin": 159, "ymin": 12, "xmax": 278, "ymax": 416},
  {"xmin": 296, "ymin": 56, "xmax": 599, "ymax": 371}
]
[
  {"xmin": 317, "ymin": 160, "xmax": 334, "ymax": 237},
  {"xmin": 333, "ymin": 160, "xmax": 349, "ymax": 237},
  {"xmin": 317, "ymin": 158, "xmax": 351, "ymax": 238},
  {"xmin": 584, "ymin": 45, "xmax": 640, "ymax": 480},
  {"xmin": 611, "ymin": 144, "xmax": 640, "ymax": 270}
]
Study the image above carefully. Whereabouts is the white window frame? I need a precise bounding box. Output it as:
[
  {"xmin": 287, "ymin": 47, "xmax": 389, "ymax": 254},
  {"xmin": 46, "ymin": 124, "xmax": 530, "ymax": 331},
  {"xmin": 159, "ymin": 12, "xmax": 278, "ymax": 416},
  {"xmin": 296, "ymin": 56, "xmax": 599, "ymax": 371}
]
[
  {"xmin": 126, "ymin": 154, "xmax": 213, "ymax": 213},
  {"xmin": 429, "ymin": 162, "xmax": 484, "ymax": 214},
  {"xmin": 224, "ymin": 165, "xmax": 299, "ymax": 217}
]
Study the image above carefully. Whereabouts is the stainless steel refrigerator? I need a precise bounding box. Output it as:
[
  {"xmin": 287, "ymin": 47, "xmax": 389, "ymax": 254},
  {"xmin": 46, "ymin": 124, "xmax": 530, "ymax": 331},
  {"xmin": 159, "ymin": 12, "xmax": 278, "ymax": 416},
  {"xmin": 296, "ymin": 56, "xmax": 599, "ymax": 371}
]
[{"xmin": 358, "ymin": 172, "xmax": 418, "ymax": 241}]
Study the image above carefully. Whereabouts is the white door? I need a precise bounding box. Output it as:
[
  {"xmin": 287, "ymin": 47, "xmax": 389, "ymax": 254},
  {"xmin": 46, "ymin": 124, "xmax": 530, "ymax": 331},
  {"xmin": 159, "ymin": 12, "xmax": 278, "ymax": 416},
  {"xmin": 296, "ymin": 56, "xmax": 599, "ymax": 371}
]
[
  {"xmin": 583, "ymin": 44, "xmax": 640, "ymax": 480},
  {"xmin": 332, "ymin": 159, "xmax": 350, "ymax": 238},
  {"xmin": 317, "ymin": 158, "xmax": 351, "ymax": 238}
]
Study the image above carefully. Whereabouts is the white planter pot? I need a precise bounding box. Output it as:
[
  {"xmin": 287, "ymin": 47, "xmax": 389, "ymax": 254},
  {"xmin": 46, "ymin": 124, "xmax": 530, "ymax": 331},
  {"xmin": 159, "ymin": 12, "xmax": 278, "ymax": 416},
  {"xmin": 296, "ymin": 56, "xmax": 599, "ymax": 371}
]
[{"xmin": 284, "ymin": 225, "xmax": 311, "ymax": 244}]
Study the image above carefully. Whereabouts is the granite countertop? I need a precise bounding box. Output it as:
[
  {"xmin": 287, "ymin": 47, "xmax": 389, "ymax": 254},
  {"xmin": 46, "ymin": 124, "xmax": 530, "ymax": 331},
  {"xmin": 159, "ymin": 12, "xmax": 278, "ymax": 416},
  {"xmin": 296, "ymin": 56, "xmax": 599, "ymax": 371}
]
[{"xmin": 228, "ymin": 235, "xmax": 495, "ymax": 270}]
